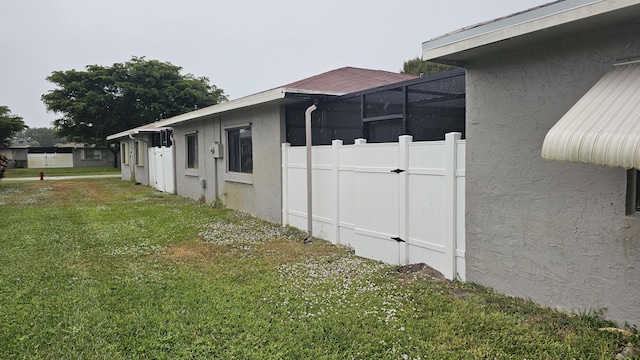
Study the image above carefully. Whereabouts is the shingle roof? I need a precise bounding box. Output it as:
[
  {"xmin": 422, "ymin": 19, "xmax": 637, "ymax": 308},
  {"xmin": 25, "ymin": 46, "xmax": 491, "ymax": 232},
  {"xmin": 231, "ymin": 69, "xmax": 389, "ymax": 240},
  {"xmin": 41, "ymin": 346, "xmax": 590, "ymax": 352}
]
[
  {"xmin": 281, "ymin": 67, "xmax": 416, "ymax": 94},
  {"xmin": 107, "ymin": 66, "xmax": 417, "ymax": 139}
]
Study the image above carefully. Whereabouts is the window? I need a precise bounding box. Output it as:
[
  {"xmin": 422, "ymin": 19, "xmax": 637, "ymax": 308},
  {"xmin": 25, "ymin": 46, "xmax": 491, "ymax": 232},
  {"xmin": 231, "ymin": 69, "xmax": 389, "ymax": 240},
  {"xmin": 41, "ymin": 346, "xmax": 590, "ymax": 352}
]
[
  {"xmin": 82, "ymin": 148, "xmax": 102, "ymax": 160},
  {"xmin": 121, "ymin": 142, "xmax": 128, "ymax": 165},
  {"xmin": 626, "ymin": 169, "xmax": 640, "ymax": 215},
  {"xmin": 228, "ymin": 127, "xmax": 252, "ymax": 173},
  {"xmin": 186, "ymin": 133, "xmax": 198, "ymax": 169},
  {"xmin": 134, "ymin": 141, "xmax": 144, "ymax": 166}
]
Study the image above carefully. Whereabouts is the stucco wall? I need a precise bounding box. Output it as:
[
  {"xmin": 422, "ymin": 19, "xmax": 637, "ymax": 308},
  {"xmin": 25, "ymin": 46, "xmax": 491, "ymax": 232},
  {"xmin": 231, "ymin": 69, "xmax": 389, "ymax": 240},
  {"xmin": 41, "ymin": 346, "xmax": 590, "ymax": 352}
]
[
  {"xmin": 0, "ymin": 148, "xmax": 28, "ymax": 168},
  {"xmin": 72, "ymin": 149, "xmax": 116, "ymax": 168},
  {"xmin": 173, "ymin": 104, "xmax": 285, "ymax": 223},
  {"xmin": 465, "ymin": 25, "xmax": 640, "ymax": 325}
]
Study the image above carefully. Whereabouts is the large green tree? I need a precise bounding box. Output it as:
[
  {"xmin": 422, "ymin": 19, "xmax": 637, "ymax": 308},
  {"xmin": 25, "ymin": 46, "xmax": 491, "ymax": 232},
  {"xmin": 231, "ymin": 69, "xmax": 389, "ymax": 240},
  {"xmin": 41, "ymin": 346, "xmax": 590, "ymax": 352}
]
[
  {"xmin": 42, "ymin": 56, "xmax": 227, "ymax": 166},
  {"xmin": 14, "ymin": 127, "xmax": 64, "ymax": 147},
  {"xmin": 0, "ymin": 106, "xmax": 27, "ymax": 148},
  {"xmin": 401, "ymin": 57, "xmax": 457, "ymax": 76}
]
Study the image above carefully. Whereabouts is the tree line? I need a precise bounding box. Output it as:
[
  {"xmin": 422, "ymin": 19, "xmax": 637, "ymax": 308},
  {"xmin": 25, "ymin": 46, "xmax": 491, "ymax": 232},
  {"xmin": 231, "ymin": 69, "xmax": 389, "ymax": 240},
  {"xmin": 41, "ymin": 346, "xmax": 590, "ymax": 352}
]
[{"xmin": 1, "ymin": 56, "xmax": 455, "ymax": 162}]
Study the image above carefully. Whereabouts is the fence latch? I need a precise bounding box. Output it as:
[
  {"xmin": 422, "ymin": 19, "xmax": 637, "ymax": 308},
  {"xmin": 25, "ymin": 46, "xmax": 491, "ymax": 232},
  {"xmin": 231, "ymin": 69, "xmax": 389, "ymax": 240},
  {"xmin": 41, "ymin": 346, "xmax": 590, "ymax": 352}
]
[
  {"xmin": 391, "ymin": 236, "xmax": 405, "ymax": 242},
  {"xmin": 390, "ymin": 168, "xmax": 405, "ymax": 174}
]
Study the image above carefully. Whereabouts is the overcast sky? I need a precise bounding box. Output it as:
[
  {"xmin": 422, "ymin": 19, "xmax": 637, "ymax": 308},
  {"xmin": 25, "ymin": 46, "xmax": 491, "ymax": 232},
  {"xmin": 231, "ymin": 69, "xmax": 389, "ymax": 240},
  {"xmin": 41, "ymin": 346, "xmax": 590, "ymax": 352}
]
[{"xmin": 1, "ymin": 0, "xmax": 548, "ymax": 128}]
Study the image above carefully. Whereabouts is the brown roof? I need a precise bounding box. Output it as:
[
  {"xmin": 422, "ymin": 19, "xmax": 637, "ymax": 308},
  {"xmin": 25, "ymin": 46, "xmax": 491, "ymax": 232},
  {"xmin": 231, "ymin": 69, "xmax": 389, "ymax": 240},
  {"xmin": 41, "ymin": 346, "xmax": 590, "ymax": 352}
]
[{"xmin": 281, "ymin": 66, "xmax": 417, "ymax": 94}]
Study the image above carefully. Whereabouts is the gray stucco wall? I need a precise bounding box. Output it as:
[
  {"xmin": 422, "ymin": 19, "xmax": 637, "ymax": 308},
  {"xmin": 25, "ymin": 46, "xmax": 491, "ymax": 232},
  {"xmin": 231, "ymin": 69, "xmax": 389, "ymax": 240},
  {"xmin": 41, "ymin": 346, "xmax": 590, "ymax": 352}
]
[
  {"xmin": 0, "ymin": 148, "xmax": 28, "ymax": 168},
  {"xmin": 465, "ymin": 24, "xmax": 640, "ymax": 325},
  {"xmin": 72, "ymin": 148, "xmax": 116, "ymax": 168},
  {"xmin": 173, "ymin": 104, "xmax": 285, "ymax": 223}
]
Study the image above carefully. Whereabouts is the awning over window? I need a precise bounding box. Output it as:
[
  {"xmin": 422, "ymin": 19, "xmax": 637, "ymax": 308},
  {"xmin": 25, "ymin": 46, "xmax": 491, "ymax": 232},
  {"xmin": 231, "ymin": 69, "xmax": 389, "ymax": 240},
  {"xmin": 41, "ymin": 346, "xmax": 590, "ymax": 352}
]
[{"xmin": 541, "ymin": 62, "xmax": 640, "ymax": 169}]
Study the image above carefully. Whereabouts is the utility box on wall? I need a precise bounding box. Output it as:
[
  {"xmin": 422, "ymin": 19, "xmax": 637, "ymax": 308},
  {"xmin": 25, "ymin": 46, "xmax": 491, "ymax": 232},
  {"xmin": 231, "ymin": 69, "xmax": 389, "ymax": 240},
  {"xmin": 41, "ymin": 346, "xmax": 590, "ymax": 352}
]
[{"xmin": 210, "ymin": 143, "xmax": 223, "ymax": 158}]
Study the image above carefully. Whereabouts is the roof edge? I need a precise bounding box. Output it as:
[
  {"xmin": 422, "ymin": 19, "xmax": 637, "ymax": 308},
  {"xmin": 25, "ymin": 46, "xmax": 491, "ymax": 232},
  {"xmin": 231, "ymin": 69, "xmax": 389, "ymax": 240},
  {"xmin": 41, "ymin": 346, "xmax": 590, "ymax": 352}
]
[
  {"xmin": 106, "ymin": 86, "xmax": 345, "ymax": 140},
  {"xmin": 422, "ymin": 0, "xmax": 639, "ymax": 61}
]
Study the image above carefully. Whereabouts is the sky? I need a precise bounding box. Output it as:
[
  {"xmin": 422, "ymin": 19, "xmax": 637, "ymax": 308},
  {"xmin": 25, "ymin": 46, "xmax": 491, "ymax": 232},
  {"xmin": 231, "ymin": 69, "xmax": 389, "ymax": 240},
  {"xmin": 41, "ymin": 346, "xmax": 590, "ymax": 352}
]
[{"xmin": 1, "ymin": 0, "xmax": 549, "ymax": 128}]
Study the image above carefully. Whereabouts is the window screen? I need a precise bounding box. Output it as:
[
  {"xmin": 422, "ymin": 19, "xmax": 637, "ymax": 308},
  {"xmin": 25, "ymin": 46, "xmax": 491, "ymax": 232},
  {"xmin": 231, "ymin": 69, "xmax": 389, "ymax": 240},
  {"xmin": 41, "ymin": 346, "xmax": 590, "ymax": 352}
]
[{"xmin": 228, "ymin": 127, "xmax": 252, "ymax": 173}]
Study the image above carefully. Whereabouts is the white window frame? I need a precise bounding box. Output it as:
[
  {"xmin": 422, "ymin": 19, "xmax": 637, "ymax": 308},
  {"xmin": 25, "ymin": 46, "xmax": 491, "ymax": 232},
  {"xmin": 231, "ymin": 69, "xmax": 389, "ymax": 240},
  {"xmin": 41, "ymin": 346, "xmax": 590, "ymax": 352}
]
[
  {"xmin": 626, "ymin": 169, "xmax": 640, "ymax": 216},
  {"xmin": 225, "ymin": 124, "xmax": 253, "ymax": 184},
  {"xmin": 185, "ymin": 132, "xmax": 199, "ymax": 173},
  {"xmin": 121, "ymin": 142, "xmax": 129, "ymax": 165},
  {"xmin": 134, "ymin": 141, "xmax": 144, "ymax": 166},
  {"xmin": 82, "ymin": 148, "xmax": 103, "ymax": 160}
]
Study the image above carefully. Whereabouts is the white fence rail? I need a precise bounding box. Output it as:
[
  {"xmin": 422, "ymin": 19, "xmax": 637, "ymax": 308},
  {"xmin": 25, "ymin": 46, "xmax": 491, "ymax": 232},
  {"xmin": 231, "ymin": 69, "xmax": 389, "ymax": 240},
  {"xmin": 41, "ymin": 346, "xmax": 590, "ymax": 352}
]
[{"xmin": 282, "ymin": 133, "xmax": 465, "ymax": 280}]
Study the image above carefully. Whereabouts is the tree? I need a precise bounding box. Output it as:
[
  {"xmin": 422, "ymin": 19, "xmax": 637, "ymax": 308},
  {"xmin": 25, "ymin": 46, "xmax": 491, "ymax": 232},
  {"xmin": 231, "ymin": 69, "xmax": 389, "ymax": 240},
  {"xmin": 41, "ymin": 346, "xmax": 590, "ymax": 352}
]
[
  {"xmin": 401, "ymin": 57, "xmax": 456, "ymax": 77},
  {"xmin": 0, "ymin": 106, "xmax": 28, "ymax": 148},
  {"xmin": 42, "ymin": 56, "xmax": 228, "ymax": 167},
  {"xmin": 15, "ymin": 127, "xmax": 64, "ymax": 147}
]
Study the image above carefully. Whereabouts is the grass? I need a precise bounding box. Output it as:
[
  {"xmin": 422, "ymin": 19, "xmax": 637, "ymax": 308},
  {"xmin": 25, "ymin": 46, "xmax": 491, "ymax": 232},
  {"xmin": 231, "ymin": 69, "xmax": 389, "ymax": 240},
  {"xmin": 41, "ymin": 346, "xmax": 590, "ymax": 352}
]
[
  {"xmin": 2, "ymin": 166, "xmax": 120, "ymax": 178},
  {"xmin": 0, "ymin": 179, "xmax": 637, "ymax": 359}
]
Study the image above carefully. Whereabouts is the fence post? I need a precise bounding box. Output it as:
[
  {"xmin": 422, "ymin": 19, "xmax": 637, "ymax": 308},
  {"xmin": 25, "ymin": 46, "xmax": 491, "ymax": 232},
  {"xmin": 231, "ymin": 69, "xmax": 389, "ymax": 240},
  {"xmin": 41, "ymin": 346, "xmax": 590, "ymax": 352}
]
[
  {"xmin": 444, "ymin": 132, "xmax": 462, "ymax": 280},
  {"xmin": 398, "ymin": 135, "xmax": 411, "ymax": 265},
  {"xmin": 332, "ymin": 140, "xmax": 343, "ymax": 244},
  {"xmin": 281, "ymin": 143, "xmax": 290, "ymax": 226}
]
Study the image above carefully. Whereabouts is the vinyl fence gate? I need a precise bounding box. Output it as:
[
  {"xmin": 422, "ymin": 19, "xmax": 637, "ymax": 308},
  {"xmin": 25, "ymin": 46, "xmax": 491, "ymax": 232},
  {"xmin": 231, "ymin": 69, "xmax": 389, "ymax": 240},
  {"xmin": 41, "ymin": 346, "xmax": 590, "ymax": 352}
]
[
  {"xmin": 282, "ymin": 133, "xmax": 465, "ymax": 281},
  {"xmin": 148, "ymin": 146, "xmax": 175, "ymax": 194}
]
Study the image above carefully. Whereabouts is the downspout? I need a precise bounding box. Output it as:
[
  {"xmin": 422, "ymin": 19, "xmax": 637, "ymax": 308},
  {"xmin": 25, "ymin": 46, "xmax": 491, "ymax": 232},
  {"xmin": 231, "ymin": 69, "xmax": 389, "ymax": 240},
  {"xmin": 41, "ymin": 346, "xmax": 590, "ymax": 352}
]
[
  {"xmin": 128, "ymin": 134, "xmax": 136, "ymax": 183},
  {"xmin": 169, "ymin": 130, "xmax": 177, "ymax": 195},
  {"xmin": 201, "ymin": 118, "xmax": 206, "ymax": 200},
  {"xmin": 215, "ymin": 118, "xmax": 222, "ymax": 200},
  {"xmin": 304, "ymin": 104, "xmax": 317, "ymax": 244}
]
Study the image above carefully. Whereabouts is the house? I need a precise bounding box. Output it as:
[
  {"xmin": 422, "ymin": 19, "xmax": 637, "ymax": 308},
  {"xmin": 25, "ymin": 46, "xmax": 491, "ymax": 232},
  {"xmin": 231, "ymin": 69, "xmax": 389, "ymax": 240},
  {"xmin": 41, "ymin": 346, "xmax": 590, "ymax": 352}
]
[
  {"xmin": 55, "ymin": 143, "xmax": 117, "ymax": 168},
  {"xmin": 0, "ymin": 144, "xmax": 115, "ymax": 168},
  {"xmin": 0, "ymin": 144, "xmax": 28, "ymax": 168},
  {"xmin": 422, "ymin": 0, "xmax": 640, "ymax": 325},
  {"xmin": 107, "ymin": 120, "xmax": 174, "ymax": 191},
  {"xmin": 108, "ymin": 67, "xmax": 415, "ymax": 223}
]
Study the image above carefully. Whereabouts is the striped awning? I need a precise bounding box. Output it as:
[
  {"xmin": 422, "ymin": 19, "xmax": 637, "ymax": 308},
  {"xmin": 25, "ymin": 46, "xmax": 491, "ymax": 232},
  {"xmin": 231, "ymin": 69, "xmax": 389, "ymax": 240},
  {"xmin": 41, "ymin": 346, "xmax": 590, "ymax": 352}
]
[{"xmin": 541, "ymin": 62, "xmax": 640, "ymax": 169}]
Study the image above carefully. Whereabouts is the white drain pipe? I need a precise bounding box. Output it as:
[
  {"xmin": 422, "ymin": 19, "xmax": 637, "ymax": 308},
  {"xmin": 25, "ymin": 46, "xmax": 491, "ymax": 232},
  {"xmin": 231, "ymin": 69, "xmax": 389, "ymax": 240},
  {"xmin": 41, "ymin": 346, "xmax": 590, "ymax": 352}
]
[{"xmin": 304, "ymin": 104, "xmax": 317, "ymax": 243}]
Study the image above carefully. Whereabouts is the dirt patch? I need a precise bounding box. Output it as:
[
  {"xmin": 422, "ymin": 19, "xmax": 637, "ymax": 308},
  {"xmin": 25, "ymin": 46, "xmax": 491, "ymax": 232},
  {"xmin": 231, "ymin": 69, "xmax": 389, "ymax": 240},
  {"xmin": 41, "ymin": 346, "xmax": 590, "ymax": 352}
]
[
  {"xmin": 396, "ymin": 263, "xmax": 447, "ymax": 282},
  {"xmin": 161, "ymin": 240, "xmax": 219, "ymax": 264},
  {"xmin": 46, "ymin": 181, "xmax": 114, "ymax": 205}
]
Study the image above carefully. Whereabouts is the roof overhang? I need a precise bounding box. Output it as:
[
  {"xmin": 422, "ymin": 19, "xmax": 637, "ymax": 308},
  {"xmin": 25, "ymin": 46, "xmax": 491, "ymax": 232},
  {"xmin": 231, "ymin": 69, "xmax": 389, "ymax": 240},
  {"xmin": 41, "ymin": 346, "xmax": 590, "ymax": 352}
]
[
  {"xmin": 106, "ymin": 127, "xmax": 165, "ymax": 141},
  {"xmin": 422, "ymin": 0, "xmax": 640, "ymax": 65},
  {"xmin": 106, "ymin": 87, "xmax": 340, "ymax": 141},
  {"xmin": 541, "ymin": 61, "xmax": 640, "ymax": 169},
  {"xmin": 160, "ymin": 87, "xmax": 340, "ymax": 128}
]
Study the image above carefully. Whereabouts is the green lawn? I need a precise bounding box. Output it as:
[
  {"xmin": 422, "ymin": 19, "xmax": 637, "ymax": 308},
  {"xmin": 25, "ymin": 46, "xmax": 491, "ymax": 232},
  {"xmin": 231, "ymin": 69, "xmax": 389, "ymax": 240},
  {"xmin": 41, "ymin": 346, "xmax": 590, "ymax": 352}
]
[
  {"xmin": 2, "ymin": 166, "xmax": 120, "ymax": 178},
  {"xmin": 0, "ymin": 179, "xmax": 636, "ymax": 359}
]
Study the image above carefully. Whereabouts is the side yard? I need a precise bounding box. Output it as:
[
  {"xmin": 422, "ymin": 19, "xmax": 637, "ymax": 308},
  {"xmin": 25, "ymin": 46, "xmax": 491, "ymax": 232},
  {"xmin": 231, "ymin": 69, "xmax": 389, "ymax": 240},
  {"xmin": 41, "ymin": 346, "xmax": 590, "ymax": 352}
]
[{"xmin": 0, "ymin": 179, "xmax": 637, "ymax": 359}]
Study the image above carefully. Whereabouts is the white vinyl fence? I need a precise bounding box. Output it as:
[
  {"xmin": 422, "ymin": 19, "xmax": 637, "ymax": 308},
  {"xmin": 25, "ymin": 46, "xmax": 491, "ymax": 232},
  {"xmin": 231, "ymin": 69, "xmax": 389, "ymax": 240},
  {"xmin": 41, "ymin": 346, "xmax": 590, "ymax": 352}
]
[
  {"xmin": 28, "ymin": 153, "xmax": 73, "ymax": 168},
  {"xmin": 282, "ymin": 133, "xmax": 465, "ymax": 281},
  {"xmin": 148, "ymin": 146, "xmax": 175, "ymax": 194}
]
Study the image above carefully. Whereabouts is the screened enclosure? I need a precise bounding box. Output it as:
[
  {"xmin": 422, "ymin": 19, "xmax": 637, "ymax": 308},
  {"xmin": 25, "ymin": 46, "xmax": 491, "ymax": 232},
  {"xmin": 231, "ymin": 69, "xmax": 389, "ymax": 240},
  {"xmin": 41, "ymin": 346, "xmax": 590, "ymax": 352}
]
[
  {"xmin": 150, "ymin": 129, "xmax": 173, "ymax": 148},
  {"xmin": 286, "ymin": 69, "xmax": 465, "ymax": 145}
]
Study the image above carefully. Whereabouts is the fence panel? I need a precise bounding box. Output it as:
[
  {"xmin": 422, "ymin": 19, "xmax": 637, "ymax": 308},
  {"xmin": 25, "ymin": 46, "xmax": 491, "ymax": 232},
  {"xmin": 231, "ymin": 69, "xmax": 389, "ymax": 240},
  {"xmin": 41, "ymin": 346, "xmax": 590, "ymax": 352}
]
[
  {"xmin": 282, "ymin": 133, "xmax": 465, "ymax": 280},
  {"xmin": 149, "ymin": 147, "xmax": 175, "ymax": 194},
  {"xmin": 27, "ymin": 153, "xmax": 73, "ymax": 168}
]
